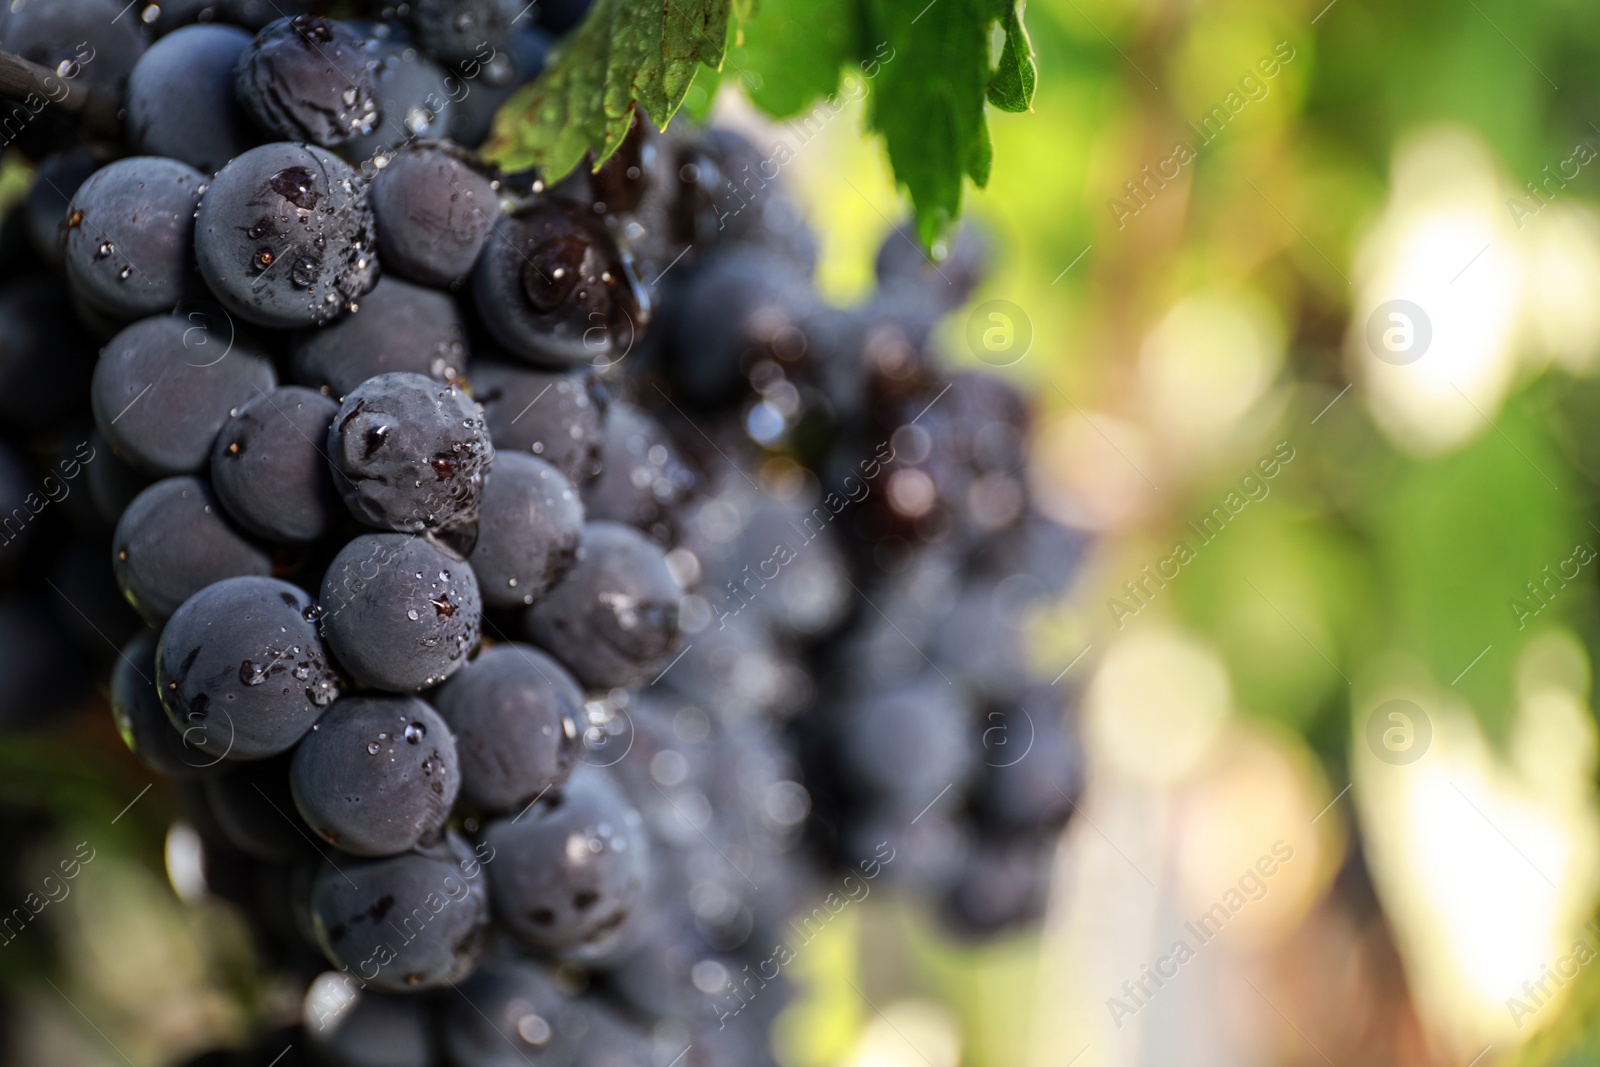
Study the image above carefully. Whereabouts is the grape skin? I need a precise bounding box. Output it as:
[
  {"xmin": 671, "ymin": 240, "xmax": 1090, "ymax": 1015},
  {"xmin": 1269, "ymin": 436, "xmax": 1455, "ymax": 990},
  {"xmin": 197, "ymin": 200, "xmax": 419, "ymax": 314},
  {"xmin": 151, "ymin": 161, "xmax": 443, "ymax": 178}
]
[
  {"xmin": 523, "ymin": 521, "xmax": 682, "ymax": 690},
  {"xmin": 310, "ymin": 830, "xmax": 490, "ymax": 992},
  {"xmin": 156, "ymin": 575, "xmax": 341, "ymax": 761},
  {"xmin": 431, "ymin": 643, "xmax": 581, "ymax": 814},
  {"xmin": 318, "ymin": 532, "xmax": 483, "ymax": 691},
  {"xmin": 126, "ymin": 24, "xmax": 258, "ymax": 174},
  {"xmin": 91, "ymin": 313, "xmax": 279, "ymax": 478},
  {"xmin": 111, "ymin": 629, "xmax": 205, "ymax": 779},
  {"xmin": 234, "ymin": 16, "xmax": 380, "ymax": 148},
  {"xmin": 291, "ymin": 694, "xmax": 460, "ymax": 856},
  {"xmin": 468, "ymin": 452, "xmax": 583, "ymax": 608},
  {"xmin": 65, "ymin": 156, "xmax": 207, "ymax": 322},
  {"xmin": 113, "ymin": 476, "xmax": 273, "ymax": 624},
  {"xmin": 470, "ymin": 361, "xmax": 606, "ymax": 485},
  {"xmin": 481, "ymin": 766, "xmax": 649, "ymax": 960},
  {"xmin": 472, "ymin": 200, "xmax": 643, "ymax": 369},
  {"xmin": 327, "ymin": 372, "xmax": 491, "ymax": 533},
  {"xmin": 289, "ymin": 277, "xmax": 469, "ymax": 400},
  {"xmin": 194, "ymin": 141, "xmax": 379, "ymax": 328},
  {"xmin": 369, "ymin": 140, "xmax": 499, "ymax": 287},
  {"xmin": 211, "ymin": 386, "xmax": 342, "ymax": 545}
]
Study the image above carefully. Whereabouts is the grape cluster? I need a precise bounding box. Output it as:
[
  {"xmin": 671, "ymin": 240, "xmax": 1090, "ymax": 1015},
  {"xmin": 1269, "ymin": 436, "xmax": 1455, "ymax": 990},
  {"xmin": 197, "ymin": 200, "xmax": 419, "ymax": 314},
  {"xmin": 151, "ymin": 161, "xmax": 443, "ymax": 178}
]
[{"xmin": 0, "ymin": 1, "xmax": 1085, "ymax": 1063}]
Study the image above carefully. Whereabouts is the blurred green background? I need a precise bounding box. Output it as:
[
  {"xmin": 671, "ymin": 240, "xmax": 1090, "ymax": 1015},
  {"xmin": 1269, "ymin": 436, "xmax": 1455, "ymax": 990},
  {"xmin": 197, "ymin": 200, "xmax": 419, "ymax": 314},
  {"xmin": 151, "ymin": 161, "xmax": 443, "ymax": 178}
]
[{"xmin": 15, "ymin": 0, "xmax": 1600, "ymax": 1064}]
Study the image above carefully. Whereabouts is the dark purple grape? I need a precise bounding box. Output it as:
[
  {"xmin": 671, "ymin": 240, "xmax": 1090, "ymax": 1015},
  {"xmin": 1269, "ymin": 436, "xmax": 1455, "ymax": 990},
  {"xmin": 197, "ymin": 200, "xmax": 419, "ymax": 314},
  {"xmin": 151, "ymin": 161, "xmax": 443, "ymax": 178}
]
[
  {"xmin": 310, "ymin": 830, "xmax": 490, "ymax": 992},
  {"xmin": 111, "ymin": 629, "xmax": 206, "ymax": 779},
  {"xmin": 431, "ymin": 643, "xmax": 581, "ymax": 814},
  {"xmin": 126, "ymin": 24, "xmax": 258, "ymax": 174},
  {"xmin": 445, "ymin": 26, "xmax": 549, "ymax": 148},
  {"xmin": 327, "ymin": 372, "xmax": 491, "ymax": 532},
  {"xmin": 523, "ymin": 521, "xmax": 681, "ymax": 690},
  {"xmin": 234, "ymin": 17, "xmax": 380, "ymax": 147},
  {"xmin": 64, "ymin": 156, "xmax": 206, "ymax": 321},
  {"xmin": 665, "ymin": 245, "xmax": 815, "ymax": 407},
  {"xmin": 91, "ymin": 313, "xmax": 278, "ymax": 477},
  {"xmin": 211, "ymin": 386, "xmax": 341, "ymax": 544},
  {"xmin": 468, "ymin": 452, "xmax": 583, "ymax": 608},
  {"xmin": 343, "ymin": 25, "xmax": 456, "ymax": 163},
  {"xmin": 408, "ymin": 0, "xmax": 519, "ymax": 65},
  {"xmin": 157, "ymin": 575, "xmax": 341, "ymax": 761},
  {"xmin": 114, "ymin": 477, "xmax": 273, "ymax": 624},
  {"xmin": 289, "ymin": 276, "xmax": 469, "ymax": 400},
  {"xmin": 940, "ymin": 839, "xmax": 1052, "ymax": 935},
  {"xmin": 470, "ymin": 361, "xmax": 606, "ymax": 485},
  {"xmin": 291, "ymin": 695, "xmax": 459, "ymax": 856},
  {"xmin": 369, "ymin": 140, "xmax": 499, "ymax": 287},
  {"xmin": 481, "ymin": 766, "xmax": 648, "ymax": 959},
  {"xmin": 974, "ymin": 687, "xmax": 1081, "ymax": 835},
  {"xmin": 581, "ymin": 402, "xmax": 694, "ymax": 544},
  {"xmin": 319, "ymin": 532, "xmax": 482, "ymax": 691},
  {"xmin": 194, "ymin": 141, "xmax": 379, "ymax": 328},
  {"xmin": 472, "ymin": 200, "xmax": 643, "ymax": 369}
]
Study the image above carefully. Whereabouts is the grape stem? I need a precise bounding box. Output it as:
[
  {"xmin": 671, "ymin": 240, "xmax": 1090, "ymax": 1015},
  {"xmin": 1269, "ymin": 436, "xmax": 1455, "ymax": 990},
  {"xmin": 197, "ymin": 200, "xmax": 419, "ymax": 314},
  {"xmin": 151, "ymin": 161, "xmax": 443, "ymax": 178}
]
[{"xmin": 0, "ymin": 49, "xmax": 120, "ymax": 138}]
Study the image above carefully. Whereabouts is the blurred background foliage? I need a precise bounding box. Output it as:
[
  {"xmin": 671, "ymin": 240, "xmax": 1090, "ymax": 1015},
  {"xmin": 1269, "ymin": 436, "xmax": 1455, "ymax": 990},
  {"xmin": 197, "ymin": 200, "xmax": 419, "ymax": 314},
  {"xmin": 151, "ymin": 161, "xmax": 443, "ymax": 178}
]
[{"xmin": 15, "ymin": 0, "xmax": 1600, "ymax": 1064}]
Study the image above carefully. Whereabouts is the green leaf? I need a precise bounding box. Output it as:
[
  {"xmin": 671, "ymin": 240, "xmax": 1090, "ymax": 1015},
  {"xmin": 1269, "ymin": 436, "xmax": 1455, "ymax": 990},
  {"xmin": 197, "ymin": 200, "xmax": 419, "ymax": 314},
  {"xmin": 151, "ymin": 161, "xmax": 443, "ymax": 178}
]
[
  {"xmin": 986, "ymin": 3, "xmax": 1035, "ymax": 112},
  {"xmin": 729, "ymin": 0, "xmax": 859, "ymax": 117},
  {"xmin": 484, "ymin": 0, "xmax": 739, "ymax": 179},
  {"xmin": 863, "ymin": 0, "xmax": 995, "ymax": 247}
]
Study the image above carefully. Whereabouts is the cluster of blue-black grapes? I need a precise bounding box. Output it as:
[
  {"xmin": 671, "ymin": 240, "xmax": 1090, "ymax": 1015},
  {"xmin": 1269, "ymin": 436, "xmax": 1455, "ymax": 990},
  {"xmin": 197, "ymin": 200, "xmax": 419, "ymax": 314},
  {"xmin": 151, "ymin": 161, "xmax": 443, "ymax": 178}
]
[{"xmin": 0, "ymin": 0, "xmax": 1084, "ymax": 1063}]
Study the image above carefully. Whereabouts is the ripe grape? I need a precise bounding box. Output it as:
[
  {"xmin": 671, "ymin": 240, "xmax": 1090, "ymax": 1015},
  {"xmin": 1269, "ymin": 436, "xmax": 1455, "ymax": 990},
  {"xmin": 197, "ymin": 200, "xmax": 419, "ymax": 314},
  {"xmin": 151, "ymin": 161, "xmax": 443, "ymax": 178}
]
[
  {"xmin": 431, "ymin": 643, "xmax": 581, "ymax": 814},
  {"xmin": 91, "ymin": 313, "xmax": 279, "ymax": 477},
  {"xmin": 234, "ymin": 16, "xmax": 380, "ymax": 147},
  {"xmin": 111, "ymin": 629, "xmax": 205, "ymax": 779},
  {"xmin": 407, "ymin": 0, "xmax": 520, "ymax": 66},
  {"xmin": 318, "ymin": 532, "xmax": 482, "ymax": 691},
  {"xmin": 472, "ymin": 199, "xmax": 643, "ymax": 368},
  {"xmin": 290, "ymin": 277, "xmax": 469, "ymax": 400},
  {"xmin": 156, "ymin": 575, "xmax": 341, "ymax": 760},
  {"xmin": 470, "ymin": 361, "xmax": 606, "ymax": 485},
  {"xmin": 481, "ymin": 766, "xmax": 649, "ymax": 959},
  {"xmin": 126, "ymin": 24, "xmax": 258, "ymax": 173},
  {"xmin": 65, "ymin": 156, "xmax": 207, "ymax": 321},
  {"xmin": 210, "ymin": 386, "xmax": 342, "ymax": 544},
  {"xmin": 327, "ymin": 372, "xmax": 490, "ymax": 533},
  {"xmin": 524, "ymin": 521, "xmax": 682, "ymax": 690},
  {"xmin": 194, "ymin": 141, "xmax": 379, "ymax": 327},
  {"xmin": 114, "ymin": 476, "xmax": 273, "ymax": 624},
  {"xmin": 291, "ymin": 695, "xmax": 459, "ymax": 856},
  {"xmin": 468, "ymin": 452, "xmax": 583, "ymax": 607},
  {"xmin": 369, "ymin": 140, "xmax": 499, "ymax": 288},
  {"xmin": 309, "ymin": 830, "xmax": 490, "ymax": 992}
]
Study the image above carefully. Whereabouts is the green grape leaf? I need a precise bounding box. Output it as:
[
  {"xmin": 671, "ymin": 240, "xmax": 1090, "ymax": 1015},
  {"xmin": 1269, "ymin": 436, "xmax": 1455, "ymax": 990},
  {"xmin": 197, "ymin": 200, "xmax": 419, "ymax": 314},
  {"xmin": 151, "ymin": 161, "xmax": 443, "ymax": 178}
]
[
  {"xmin": 986, "ymin": 2, "xmax": 1035, "ymax": 112},
  {"xmin": 728, "ymin": 0, "xmax": 859, "ymax": 117},
  {"xmin": 863, "ymin": 0, "xmax": 995, "ymax": 247},
  {"xmin": 484, "ymin": 0, "xmax": 740, "ymax": 179}
]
